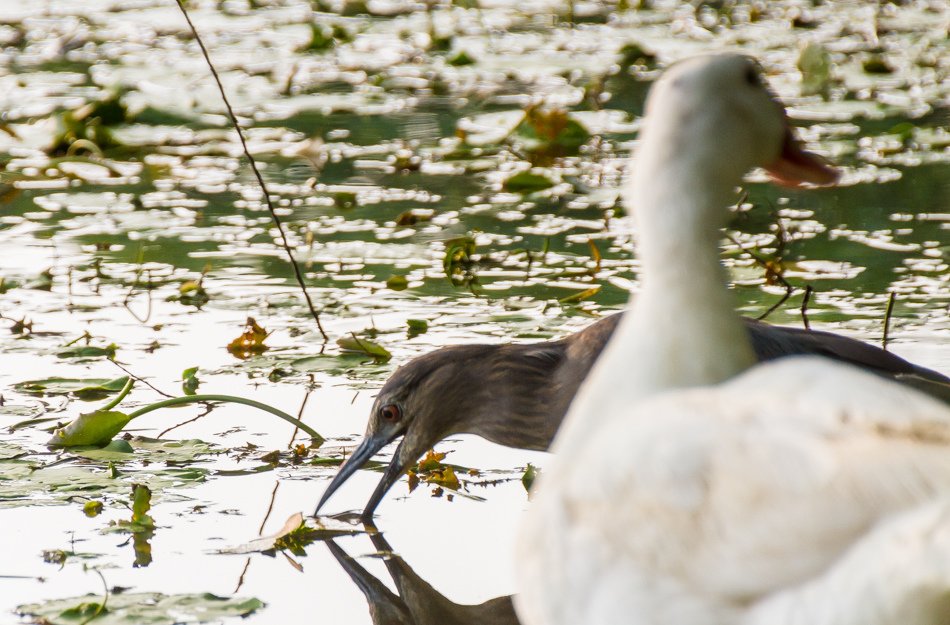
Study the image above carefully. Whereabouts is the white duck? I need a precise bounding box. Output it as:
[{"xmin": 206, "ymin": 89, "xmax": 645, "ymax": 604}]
[{"xmin": 514, "ymin": 53, "xmax": 950, "ymax": 625}]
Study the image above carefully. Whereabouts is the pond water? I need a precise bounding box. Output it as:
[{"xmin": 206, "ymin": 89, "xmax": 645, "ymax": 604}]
[{"xmin": 1, "ymin": 0, "xmax": 949, "ymax": 622}]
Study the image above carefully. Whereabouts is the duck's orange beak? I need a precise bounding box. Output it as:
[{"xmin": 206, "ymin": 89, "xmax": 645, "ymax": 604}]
[{"xmin": 765, "ymin": 125, "xmax": 839, "ymax": 188}]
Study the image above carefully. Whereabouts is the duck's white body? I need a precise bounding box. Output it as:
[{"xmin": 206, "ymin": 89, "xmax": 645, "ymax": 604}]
[{"xmin": 514, "ymin": 54, "xmax": 950, "ymax": 625}]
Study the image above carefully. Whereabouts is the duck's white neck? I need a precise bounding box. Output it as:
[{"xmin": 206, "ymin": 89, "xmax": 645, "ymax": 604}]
[{"xmin": 552, "ymin": 146, "xmax": 757, "ymax": 455}]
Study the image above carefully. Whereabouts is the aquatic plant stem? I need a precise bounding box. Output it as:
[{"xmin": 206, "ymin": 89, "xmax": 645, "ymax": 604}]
[
  {"xmin": 882, "ymin": 291, "xmax": 896, "ymax": 350},
  {"xmin": 128, "ymin": 394, "xmax": 324, "ymax": 443},
  {"xmin": 174, "ymin": 0, "xmax": 329, "ymax": 342},
  {"xmin": 100, "ymin": 377, "xmax": 134, "ymax": 411}
]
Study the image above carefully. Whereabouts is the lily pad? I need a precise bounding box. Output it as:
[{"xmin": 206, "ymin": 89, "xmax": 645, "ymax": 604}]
[
  {"xmin": 336, "ymin": 336, "xmax": 392, "ymax": 362},
  {"xmin": 57, "ymin": 344, "xmax": 118, "ymax": 360},
  {"xmin": 17, "ymin": 592, "xmax": 264, "ymax": 625},
  {"xmin": 73, "ymin": 437, "xmax": 221, "ymax": 463},
  {"xmin": 503, "ymin": 171, "xmax": 556, "ymax": 193},
  {"xmin": 0, "ymin": 459, "xmax": 207, "ymax": 508},
  {"xmin": 14, "ymin": 376, "xmax": 130, "ymax": 399}
]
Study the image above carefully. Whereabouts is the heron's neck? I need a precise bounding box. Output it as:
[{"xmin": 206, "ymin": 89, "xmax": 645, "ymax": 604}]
[
  {"xmin": 462, "ymin": 344, "xmax": 567, "ymax": 451},
  {"xmin": 552, "ymin": 157, "xmax": 756, "ymax": 454}
]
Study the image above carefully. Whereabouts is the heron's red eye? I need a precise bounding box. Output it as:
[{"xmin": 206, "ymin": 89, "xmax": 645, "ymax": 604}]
[{"xmin": 380, "ymin": 404, "xmax": 402, "ymax": 422}]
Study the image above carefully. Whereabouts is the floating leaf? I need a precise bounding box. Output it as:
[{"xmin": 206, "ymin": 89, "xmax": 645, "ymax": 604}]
[
  {"xmin": 417, "ymin": 449, "xmax": 448, "ymax": 472},
  {"xmin": 447, "ymin": 50, "xmax": 476, "ymax": 66},
  {"xmin": 395, "ymin": 209, "xmax": 433, "ymax": 226},
  {"xmin": 617, "ymin": 42, "xmax": 657, "ymax": 70},
  {"xmin": 14, "ymin": 376, "xmax": 129, "ymax": 399},
  {"xmin": 131, "ymin": 484, "xmax": 153, "ymax": 528},
  {"xmin": 443, "ymin": 236, "xmax": 476, "ymax": 278},
  {"xmin": 522, "ymin": 463, "xmax": 538, "ymax": 492},
  {"xmin": 509, "ymin": 106, "xmax": 590, "ymax": 164},
  {"xmin": 57, "ymin": 344, "xmax": 118, "ymax": 360},
  {"xmin": 0, "ymin": 460, "xmax": 207, "ymax": 508},
  {"xmin": 227, "ymin": 317, "xmax": 270, "ymax": 359},
  {"xmin": 218, "ymin": 512, "xmax": 363, "ymax": 555},
  {"xmin": 386, "ymin": 275, "xmax": 409, "ymax": 291},
  {"xmin": 407, "ymin": 319, "xmax": 428, "ymax": 337},
  {"xmin": 336, "ymin": 335, "xmax": 392, "ymax": 362},
  {"xmin": 503, "ymin": 171, "xmax": 556, "ymax": 193},
  {"xmin": 425, "ymin": 466, "xmax": 461, "ymax": 491},
  {"xmin": 333, "ymin": 191, "xmax": 358, "ymax": 209},
  {"xmin": 307, "ymin": 23, "xmax": 337, "ymax": 52},
  {"xmin": 797, "ymin": 41, "xmax": 831, "ymax": 97},
  {"xmin": 181, "ymin": 367, "xmax": 200, "ymax": 396},
  {"xmin": 171, "ymin": 279, "xmax": 210, "ymax": 308},
  {"xmin": 47, "ymin": 410, "xmax": 132, "ymax": 447},
  {"xmin": 83, "ymin": 501, "xmax": 103, "ymax": 517},
  {"xmin": 17, "ymin": 592, "xmax": 264, "ymax": 625}
]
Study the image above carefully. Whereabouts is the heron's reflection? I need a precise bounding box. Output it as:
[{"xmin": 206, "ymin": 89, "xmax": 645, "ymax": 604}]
[{"xmin": 325, "ymin": 528, "xmax": 521, "ymax": 625}]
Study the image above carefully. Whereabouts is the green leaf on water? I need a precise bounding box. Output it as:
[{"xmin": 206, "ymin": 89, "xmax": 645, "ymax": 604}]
[
  {"xmin": 57, "ymin": 343, "xmax": 118, "ymax": 360},
  {"xmin": 386, "ymin": 275, "xmax": 409, "ymax": 291},
  {"xmin": 336, "ymin": 335, "xmax": 392, "ymax": 362},
  {"xmin": 73, "ymin": 437, "xmax": 218, "ymax": 463},
  {"xmin": 407, "ymin": 318, "xmax": 428, "ymax": 337},
  {"xmin": 47, "ymin": 410, "xmax": 132, "ymax": 447},
  {"xmin": 522, "ymin": 463, "xmax": 539, "ymax": 492},
  {"xmin": 503, "ymin": 171, "xmax": 556, "ymax": 193},
  {"xmin": 131, "ymin": 484, "xmax": 153, "ymax": 527},
  {"xmin": 83, "ymin": 500, "xmax": 103, "ymax": 517},
  {"xmin": 0, "ymin": 459, "xmax": 208, "ymax": 508},
  {"xmin": 181, "ymin": 366, "xmax": 200, "ymax": 396},
  {"xmin": 14, "ymin": 376, "xmax": 130, "ymax": 399},
  {"xmin": 509, "ymin": 107, "xmax": 590, "ymax": 164},
  {"xmin": 797, "ymin": 41, "xmax": 831, "ymax": 97},
  {"xmin": 443, "ymin": 236, "xmax": 476, "ymax": 278},
  {"xmin": 17, "ymin": 592, "xmax": 264, "ymax": 625},
  {"xmin": 447, "ymin": 50, "xmax": 476, "ymax": 66}
]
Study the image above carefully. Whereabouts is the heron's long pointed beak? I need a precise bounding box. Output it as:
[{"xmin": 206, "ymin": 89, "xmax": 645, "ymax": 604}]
[
  {"xmin": 314, "ymin": 434, "xmax": 394, "ymax": 516},
  {"xmin": 361, "ymin": 440, "xmax": 412, "ymax": 520}
]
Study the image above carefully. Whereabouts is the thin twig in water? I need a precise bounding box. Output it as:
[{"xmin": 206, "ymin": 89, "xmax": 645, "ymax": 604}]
[
  {"xmin": 882, "ymin": 291, "xmax": 896, "ymax": 351},
  {"xmin": 174, "ymin": 0, "xmax": 328, "ymax": 342},
  {"xmin": 110, "ymin": 360, "xmax": 174, "ymax": 398},
  {"xmin": 123, "ymin": 267, "xmax": 153, "ymax": 324},
  {"xmin": 800, "ymin": 285, "xmax": 813, "ymax": 330},
  {"xmin": 156, "ymin": 402, "xmax": 213, "ymax": 439},
  {"xmin": 287, "ymin": 385, "xmax": 312, "ymax": 449},
  {"xmin": 258, "ymin": 481, "xmax": 281, "ymax": 536},
  {"xmin": 233, "ymin": 558, "xmax": 252, "ymax": 594},
  {"xmin": 757, "ymin": 289, "xmax": 793, "ymax": 322},
  {"xmin": 725, "ymin": 232, "xmax": 795, "ymax": 321}
]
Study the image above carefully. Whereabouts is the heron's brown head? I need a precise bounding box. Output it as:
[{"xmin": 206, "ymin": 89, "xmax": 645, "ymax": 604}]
[{"xmin": 314, "ymin": 343, "xmax": 507, "ymax": 519}]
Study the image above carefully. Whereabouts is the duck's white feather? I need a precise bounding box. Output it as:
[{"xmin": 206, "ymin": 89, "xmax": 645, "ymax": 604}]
[
  {"xmin": 519, "ymin": 358, "xmax": 950, "ymax": 625},
  {"xmin": 514, "ymin": 52, "xmax": 950, "ymax": 625}
]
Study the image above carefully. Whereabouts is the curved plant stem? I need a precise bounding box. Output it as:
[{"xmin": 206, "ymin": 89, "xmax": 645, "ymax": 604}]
[
  {"xmin": 128, "ymin": 395, "xmax": 324, "ymax": 443},
  {"xmin": 100, "ymin": 377, "xmax": 134, "ymax": 412}
]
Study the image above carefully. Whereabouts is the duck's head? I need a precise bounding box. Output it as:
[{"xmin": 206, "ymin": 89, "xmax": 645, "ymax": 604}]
[{"xmin": 631, "ymin": 53, "xmax": 837, "ymax": 214}]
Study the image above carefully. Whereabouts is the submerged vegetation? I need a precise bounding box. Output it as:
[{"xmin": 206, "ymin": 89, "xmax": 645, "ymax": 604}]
[{"xmin": 1, "ymin": 0, "xmax": 949, "ymax": 622}]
